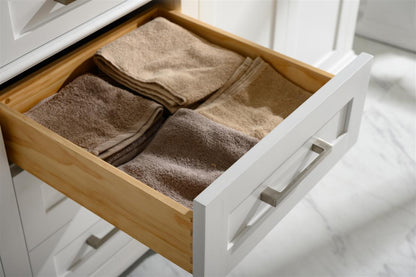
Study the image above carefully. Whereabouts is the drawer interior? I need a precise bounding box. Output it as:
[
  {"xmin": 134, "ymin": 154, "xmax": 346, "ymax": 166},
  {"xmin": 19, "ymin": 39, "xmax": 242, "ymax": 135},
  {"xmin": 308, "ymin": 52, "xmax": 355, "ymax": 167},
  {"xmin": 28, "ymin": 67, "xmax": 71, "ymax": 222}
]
[{"xmin": 0, "ymin": 5, "xmax": 333, "ymax": 273}]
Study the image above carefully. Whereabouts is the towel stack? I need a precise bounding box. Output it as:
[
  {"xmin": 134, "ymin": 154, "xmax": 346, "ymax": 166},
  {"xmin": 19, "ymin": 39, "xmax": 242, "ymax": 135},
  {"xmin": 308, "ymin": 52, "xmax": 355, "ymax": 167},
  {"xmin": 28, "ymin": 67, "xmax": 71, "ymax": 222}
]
[
  {"xmin": 93, "ymin": 16, "xmax": 312, "ymax": 139},
  {"xmin": 94, "ymin": 17, "xmax": 245, "ymax": 113},
  {"xmin": 119, "ymin": 109, "xmax": 258, "ymax": 209},
  {"xmin": 25, "ymin": 74, "xmax": 164, "ymax": 166},
  {"xmin": 197, "ymin": 57, "xmax": 312, "ymax": 139},
  {"xmin": 26, "ymin": 16, "xmax": 315, "ymax": 209}
]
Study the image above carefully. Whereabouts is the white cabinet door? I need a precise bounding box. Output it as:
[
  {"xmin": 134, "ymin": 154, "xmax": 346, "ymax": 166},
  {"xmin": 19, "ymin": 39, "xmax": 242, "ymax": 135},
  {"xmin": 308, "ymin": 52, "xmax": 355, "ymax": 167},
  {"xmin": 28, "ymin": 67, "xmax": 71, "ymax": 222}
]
[{"xmin": 0, "ymin": 127, "xmax": 32, "ymax": 277}]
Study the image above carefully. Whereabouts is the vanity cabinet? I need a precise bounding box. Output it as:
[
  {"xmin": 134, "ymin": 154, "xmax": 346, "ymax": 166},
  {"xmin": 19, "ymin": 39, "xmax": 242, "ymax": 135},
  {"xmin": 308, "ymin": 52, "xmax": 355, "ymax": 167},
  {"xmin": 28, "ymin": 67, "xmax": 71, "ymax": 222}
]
[{"xmin": 0, "ymin": 1, "xmax": 371, "ymax": 276}]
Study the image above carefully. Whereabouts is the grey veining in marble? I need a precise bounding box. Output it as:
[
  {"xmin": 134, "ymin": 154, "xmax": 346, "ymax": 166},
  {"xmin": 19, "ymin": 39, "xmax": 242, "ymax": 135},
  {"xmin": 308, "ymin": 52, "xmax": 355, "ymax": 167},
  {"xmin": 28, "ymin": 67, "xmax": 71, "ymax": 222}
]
[{"xmin": 123, "ymin": 36, "xmax": 416, "ymax": 277}]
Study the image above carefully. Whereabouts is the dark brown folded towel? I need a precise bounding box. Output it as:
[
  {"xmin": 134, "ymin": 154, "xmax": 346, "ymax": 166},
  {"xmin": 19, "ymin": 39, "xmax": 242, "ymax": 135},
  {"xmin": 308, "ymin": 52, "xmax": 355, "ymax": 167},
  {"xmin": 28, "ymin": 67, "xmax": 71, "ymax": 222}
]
[
  {"xmin": 118, "ymin": 109, "xmax": 259, "ymax": 209},
  {"xmin": 104, "ymin": 117, "xmax": 165, "ymax": 167},
  {"xmin": 197, "ymin": 57, "xmax": 312, "ymax": 139},
  {"xmin": 94, "ymin": 17, "xmax": 245, "ymax": 113},
  {"xmin": 25, "ymin": 74, "xmax": 164, "ymax": 164}
]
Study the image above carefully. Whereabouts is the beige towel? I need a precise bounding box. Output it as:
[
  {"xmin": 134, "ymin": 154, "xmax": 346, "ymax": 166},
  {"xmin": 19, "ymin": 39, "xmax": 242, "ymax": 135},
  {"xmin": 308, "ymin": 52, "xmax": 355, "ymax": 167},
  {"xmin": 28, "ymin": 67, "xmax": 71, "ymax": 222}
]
[
  {"xmin": 94, "ymin": 17, "xmax": 245, "ymax": 113},
  {"xmin": 197, "ymin": 57, "xmax": 312, "ymax": 139},
  {"xmin": 119, "ymin": 109, "xmax": 259, "ymax": 209},
  {"xmin": 25, "ymin": 74, "xmax": 164, "ymax": 164}
]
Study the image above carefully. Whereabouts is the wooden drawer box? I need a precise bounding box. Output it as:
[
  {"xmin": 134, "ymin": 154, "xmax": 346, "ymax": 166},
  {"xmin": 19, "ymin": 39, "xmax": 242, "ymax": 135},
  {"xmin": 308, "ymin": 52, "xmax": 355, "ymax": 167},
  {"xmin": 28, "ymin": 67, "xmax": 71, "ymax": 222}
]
[{"xmin": 0, "ymin": 4, "xmax": 372, "ymax": 277}]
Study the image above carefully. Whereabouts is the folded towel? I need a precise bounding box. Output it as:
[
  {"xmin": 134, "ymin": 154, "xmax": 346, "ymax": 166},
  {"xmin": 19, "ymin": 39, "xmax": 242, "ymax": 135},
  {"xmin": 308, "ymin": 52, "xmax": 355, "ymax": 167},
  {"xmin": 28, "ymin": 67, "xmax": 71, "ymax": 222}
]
[
  {"xmin": 25, "ymin": 74, "xmax": 164, "ymax": 164},
  {"xmin": 104, "ymin": 117, "xmax": 165, "ymax": 167},
  {"xmin": 199, "ymin": 57, "xmax": 254, "ymax": 106},
  {"xmin": 197, "ymin": 57, "xmax": 312, "ymax": 139},
  {"xmin": 94, "ymin": 17, "xmax": 245, "ymax": 113},
  {"xmin": 119, "ymin": 109, "xmax": 259, "ymax": 208}
]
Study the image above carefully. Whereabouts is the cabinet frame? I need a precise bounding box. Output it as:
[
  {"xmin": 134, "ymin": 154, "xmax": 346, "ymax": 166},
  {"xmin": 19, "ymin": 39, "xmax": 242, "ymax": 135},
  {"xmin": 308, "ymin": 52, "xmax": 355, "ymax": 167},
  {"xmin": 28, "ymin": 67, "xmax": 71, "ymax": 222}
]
[{"xmin": 0, "ymin": 3, "xmax": 371, "ymax": 275}]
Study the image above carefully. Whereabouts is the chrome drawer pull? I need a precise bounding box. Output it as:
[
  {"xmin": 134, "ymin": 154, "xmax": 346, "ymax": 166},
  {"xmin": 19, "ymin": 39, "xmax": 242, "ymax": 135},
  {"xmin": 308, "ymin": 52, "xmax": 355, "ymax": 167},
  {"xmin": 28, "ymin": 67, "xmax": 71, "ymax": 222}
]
[
  {"xmin": 86, "ymin": 227, "xmax": 118, "ymax": 249},
  {"xmin": 54, "ymin": 0, "xmax": 76, "ymax": 5},
  {"xmin": 260, "ymin": 139, "xmax": 332, "ymax": 207}
]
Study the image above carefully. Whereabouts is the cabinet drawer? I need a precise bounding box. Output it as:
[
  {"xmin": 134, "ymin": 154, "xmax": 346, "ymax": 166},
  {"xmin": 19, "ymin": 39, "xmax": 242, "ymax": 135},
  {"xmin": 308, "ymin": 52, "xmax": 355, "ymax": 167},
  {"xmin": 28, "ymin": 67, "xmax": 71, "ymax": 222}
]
[
  {"xmin": 13, "ymin": 170, "xmax": 82, "ymax": 250},
  {"xmin": 1, "ymin": 0, "xmax": 129, "ymax": 67},
  {"xmin": 29, "ymin": 217, "xmax": 135, "ymax": 277},
  {"xmin": 0, "ymin": 4, "xmax": 372, "ymax": 276}
]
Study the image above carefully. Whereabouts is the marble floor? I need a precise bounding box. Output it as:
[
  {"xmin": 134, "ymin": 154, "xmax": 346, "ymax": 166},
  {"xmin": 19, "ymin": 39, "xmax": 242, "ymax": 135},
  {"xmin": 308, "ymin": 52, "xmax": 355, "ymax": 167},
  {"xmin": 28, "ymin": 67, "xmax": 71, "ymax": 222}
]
[{"xmin": 122, "ymin": 36, "xmax": 416, "ymax": 277}]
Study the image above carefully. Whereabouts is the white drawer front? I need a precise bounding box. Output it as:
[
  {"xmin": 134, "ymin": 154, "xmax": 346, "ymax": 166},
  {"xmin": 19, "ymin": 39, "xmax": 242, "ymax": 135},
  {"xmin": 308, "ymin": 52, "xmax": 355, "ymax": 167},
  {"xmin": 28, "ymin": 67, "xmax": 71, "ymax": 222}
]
[
  {"xmin": 54, "ymin": 223, "xmax": 129, "ymax": 277},
  {"xmin": 91, "ymin": 240, "xmax": 148, "ymax": 277},
  {"xmin": 30, "ymin": 219, "xmax": 133, "ymax": 277},
  {"xmin": 13, "ymin": 170, "xmax": 82, "ymax": 250},
  {"xmin": 29, "ymin": 210, "xmax": 111, "ymax": 277},
  {"xmin": 193, "ymin": 54, "xmax": 373, "ymax": 277}
]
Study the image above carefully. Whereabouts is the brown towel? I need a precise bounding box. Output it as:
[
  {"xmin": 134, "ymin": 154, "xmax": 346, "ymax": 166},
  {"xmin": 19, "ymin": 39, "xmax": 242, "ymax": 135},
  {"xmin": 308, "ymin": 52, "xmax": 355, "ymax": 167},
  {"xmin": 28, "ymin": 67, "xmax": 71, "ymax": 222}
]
[
  {"xmin": 119, "ymin": 109, "xmax": 259, "ymax": 209},
  {"xmin": 25, "ymin": 74, "xmax": 164, "ymax": 164},
  {"xmin": 94, "ymin": 17, "xmax": 245, "ymax": 113},
  {"xmin": 104, "ymin": 117, "xmax": 165, "ymax": 167},
  {"xmin": 197, "ymin": 57, "xmax": 312, "ymax": 139}
]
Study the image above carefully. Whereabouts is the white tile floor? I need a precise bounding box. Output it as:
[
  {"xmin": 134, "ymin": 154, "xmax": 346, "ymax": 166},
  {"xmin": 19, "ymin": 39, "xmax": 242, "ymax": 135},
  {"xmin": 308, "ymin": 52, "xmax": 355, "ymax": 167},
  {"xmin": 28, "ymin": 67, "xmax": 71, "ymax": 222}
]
[{"xmin": 122, "ymin": 36, "xmax": 416, "ymax": 277}]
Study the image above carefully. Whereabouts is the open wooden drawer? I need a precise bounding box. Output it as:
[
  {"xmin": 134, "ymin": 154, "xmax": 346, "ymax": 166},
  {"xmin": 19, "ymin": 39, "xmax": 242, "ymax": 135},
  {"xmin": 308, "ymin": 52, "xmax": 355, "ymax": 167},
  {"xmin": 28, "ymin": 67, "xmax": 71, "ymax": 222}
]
[{"xmin": 0, "ymin": 4, "xmax": 372, "ymax": 277}]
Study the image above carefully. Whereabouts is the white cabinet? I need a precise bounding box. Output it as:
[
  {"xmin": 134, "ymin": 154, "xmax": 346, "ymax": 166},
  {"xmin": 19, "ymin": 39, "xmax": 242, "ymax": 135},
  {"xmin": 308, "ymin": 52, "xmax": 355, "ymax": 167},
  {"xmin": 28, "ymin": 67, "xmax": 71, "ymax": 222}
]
[
  {"xmin": 0, "ymin": 1, "xmax": 156, "ymax": 276},
  {"xmin": 0, "ymin": 1, "xmax": 372, "ymax": 276},
  {"xmin": 0, "ymin": 163, "xmax": 149, "ymax": 277},
  {"xmin": 0, "ymin": 0, "xmax": 152, "ymax": 84},
  {"xmin": 29, "ymin": 215, "xmax": 147, "ymax": 277},
  {"xmin": 182, "ymin": 0, "xmax": 360, "ymax": 73},
  {"xmin": 13, "ymin": 171, "xmax": 82, "ymax": 251},
  {"xmin": 0, "ymin": 0, "xmax": 126, "ymax": 68},
  {"xmin": 0, "ymin": 128, "xmax": 32, "ymax": 277}
]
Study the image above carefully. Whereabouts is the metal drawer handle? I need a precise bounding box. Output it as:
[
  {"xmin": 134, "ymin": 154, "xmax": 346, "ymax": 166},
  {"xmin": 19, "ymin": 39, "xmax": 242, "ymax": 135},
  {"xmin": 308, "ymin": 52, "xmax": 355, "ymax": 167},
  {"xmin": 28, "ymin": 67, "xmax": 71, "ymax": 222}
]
[
  {"xmin": 54, "ymin": 0, "xmax": 76, "ymax": 5},
  {"xmin": 86, "ymin": 227, "xmax": 118, "ymax": 249},
  {"xmin": 260, "ymin": 139, "xmax": 332, "ymax": 207}
]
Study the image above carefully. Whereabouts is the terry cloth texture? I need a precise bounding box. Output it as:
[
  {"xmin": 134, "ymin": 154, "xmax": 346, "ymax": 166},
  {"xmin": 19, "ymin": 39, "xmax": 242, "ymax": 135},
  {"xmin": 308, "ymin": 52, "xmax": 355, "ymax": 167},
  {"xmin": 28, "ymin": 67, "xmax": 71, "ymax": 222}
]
[
  {"xmin": 25, "ymin": 74, "xmax": 164, "ymax": 164},
  {"xmin": 104, "ymin": 117, "xmax": 165, "ymax": 167},
  {"xmin": 94, "ymin": 17, "xmax": 245, "ymax": 113},
  {"xmin": 118, "ymin": 109, "xmax": 259, "ymax": 209},
  {"xmin": 197, "ymin": 57, "xmax": 312, "ymax": 139}
]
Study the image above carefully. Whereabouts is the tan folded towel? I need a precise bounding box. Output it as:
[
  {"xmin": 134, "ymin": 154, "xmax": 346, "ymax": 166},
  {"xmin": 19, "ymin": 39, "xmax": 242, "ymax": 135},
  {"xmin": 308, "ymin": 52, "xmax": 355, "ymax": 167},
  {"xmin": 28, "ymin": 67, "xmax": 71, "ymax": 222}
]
[
  {"xmin": 197, "ymin": 57, "xmax": 312, "ymax": 139},
  {"xmin": 200, "ymin": 57, "xmax": 254, "ymax": 106},
  {"xmin": 119, "ymin": 109, "xmax": 259, "ymax": 209},
  {"xmin": 94, "ymin": 17, "xmax": 245, "ymax": 113},
  {"xmin": 25, "ymin": 74, "xmax": 164, "ymax": 164}
]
